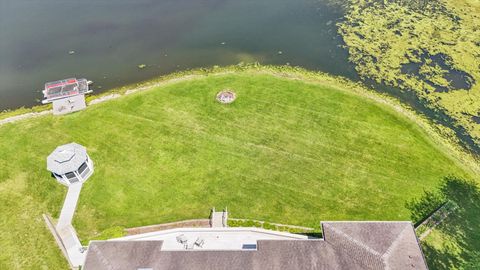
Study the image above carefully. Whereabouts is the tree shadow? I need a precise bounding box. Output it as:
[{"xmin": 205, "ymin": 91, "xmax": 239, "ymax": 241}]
[
  {"xmin": 407, "ymin": 176, "xmax": 480, "ymax": 269},
  {"xmin": 405, "ymin": 188, "xmax": 445, "ymax": 226}
]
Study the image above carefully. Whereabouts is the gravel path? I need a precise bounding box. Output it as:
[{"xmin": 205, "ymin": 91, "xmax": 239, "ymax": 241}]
[{"xmin": 0, "ymin": 110, "xmax": 52, "ymax": 126}]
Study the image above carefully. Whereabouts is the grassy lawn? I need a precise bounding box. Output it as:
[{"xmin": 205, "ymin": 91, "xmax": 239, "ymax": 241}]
[
  {"xmin": 420, "ymin": 177, "xmax": 480, "ymax": 269},
  {"xmin": 0, "ymin": 71, "xmax": 476, "ymax": 268}
]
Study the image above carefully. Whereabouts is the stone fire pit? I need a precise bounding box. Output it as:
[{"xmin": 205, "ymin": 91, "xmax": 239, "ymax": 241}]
[{"xmin": 216, "ymin": 90, "xmax": 237, "ymax": 104}]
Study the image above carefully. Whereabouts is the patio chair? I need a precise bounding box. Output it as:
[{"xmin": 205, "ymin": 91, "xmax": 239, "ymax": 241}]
[
  {"xmin": 194, "ymin": 237, "xmax": 205, "ymax": 248},
  {"xmin": 176, "ymin": 234, "xmax": 187, "ymax": 244}
]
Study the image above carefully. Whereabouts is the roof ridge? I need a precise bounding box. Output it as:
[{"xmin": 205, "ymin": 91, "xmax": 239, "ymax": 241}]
[
  {"xmin": 381, "ymin": 223, "xmax": 412, "ymax": 269},
  {"xmin": 89, "ymin": 243, "xmax": 117, "ymax": 270},
  {"xmin": 326, "ymin": 224, "xmax": 382, "ymax": 257}
]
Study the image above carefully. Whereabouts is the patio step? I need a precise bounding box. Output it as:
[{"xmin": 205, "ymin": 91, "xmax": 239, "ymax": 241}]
[{"xmin": 210, "ymin": 207, "xmax": 228, "ymax": 228}]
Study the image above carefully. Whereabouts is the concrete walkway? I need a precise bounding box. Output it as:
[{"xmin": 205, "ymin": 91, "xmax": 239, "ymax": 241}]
[
  {"xmin": 56, "ymin": 183, "xmax": 86, "ymax": 267},
  {"xmin": 57, "ymin": 183, "xmax": 83, "ymax": 228},
  {"xmin": 57, "ymin": 224, "xmax": 85, "ymax": 267}
]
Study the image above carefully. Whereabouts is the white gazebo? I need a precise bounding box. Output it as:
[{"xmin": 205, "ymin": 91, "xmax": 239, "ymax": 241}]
[
  {"xmin": 47, "ymin": 142, "xmax": 94, "ymax": 186},
  {"xmin": 46, "ymin": 142, "xmax": 94, "ymax": 267}
]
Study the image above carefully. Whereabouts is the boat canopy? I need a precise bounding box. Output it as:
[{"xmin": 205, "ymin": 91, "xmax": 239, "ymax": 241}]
[{"xmin": 43, "ymin": 78, "xmax": 90, "ymax": 102}]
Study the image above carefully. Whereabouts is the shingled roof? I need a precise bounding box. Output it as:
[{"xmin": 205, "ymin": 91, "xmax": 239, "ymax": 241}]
[
  {"xmin": 83, "ymin": 222, "xmax": 428, "ymax": 270},
  {"xmin": 322, "ymin": 222, "xmax": 427, "ymax": 269},
  {"xmin": 47, "ymin": 142, "xmax": 88, "ymax": 175}
]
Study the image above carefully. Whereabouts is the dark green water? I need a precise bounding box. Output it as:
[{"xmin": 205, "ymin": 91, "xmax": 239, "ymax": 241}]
[{"xmin": 0, "ymin": 0, "xmax": 354, "ymax": 110}]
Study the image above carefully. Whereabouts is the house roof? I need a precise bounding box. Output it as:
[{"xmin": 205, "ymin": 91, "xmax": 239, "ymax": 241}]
[
  {"xmin": 83, "ymin": 222, "xmax": 428, "ymax": 270},
  {"xmin": 321, "ymin": 222, "xmax": 427, "ymax": 269},
  {"xmin": 47, "ymin": 142, "xmax": 88, "ymax": 175}
]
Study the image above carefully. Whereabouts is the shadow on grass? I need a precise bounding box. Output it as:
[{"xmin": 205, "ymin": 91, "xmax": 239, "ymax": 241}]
[{"xmin": 407, "ymin": 176, "xmax": 480, "ymax": 269}]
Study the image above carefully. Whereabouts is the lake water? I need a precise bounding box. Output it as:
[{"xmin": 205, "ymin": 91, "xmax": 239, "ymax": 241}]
[
  {"xmin": 0, "ymin": 0, "xmax": 355, "ymax": 110},
  {"xmin": 3, "ymin": 0, "xmax": 478, "ymax": 154}
]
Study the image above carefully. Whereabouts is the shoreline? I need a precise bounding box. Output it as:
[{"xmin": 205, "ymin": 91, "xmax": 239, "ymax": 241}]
[{"xmin": 1, "ymin": 64, "xmax": 478, "ymax": 176}]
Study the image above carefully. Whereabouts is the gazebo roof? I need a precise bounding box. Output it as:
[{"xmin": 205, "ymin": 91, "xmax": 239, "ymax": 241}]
[{"xmin": 47, "ymin": 143, "xmax": 88, "ymax": 175}]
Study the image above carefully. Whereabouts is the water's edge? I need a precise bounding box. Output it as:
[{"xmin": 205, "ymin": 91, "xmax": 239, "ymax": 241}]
[{"xmin": 1, "ymin": 64, "xmax": 478, "ymax": 176}]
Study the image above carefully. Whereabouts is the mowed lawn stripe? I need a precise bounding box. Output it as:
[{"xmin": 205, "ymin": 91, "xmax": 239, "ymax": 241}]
[{"xmin": 0, "ymin": 72, "xmax": 474, "ymax": 268}]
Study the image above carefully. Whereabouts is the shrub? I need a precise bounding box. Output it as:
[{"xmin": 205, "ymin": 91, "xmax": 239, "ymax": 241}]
[{"xmin": 262, "ymin": 222, "xmax": 277, "ymax": 230}]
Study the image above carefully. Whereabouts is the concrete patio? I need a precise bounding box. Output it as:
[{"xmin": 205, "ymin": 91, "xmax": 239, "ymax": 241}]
[{"xmin": 112, "ymin": 227, "xmax": 309, "ymax": 251}]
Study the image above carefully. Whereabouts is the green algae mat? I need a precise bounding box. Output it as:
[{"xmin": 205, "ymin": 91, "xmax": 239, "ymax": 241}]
[
  {"xmin": 338, "ymin": 0, "xmax": 480, "ymax": 151},
  {"xmin": 0, "ymin": 71, "xmax": 477, "ymax": 269}
]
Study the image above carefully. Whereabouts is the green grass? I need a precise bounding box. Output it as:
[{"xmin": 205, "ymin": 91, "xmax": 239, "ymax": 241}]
[
  {"xmin": 0, "ymin": 71, "xmax": 476, "ymax": 268},
  {"xmin": 420, "ymin": 177, "xmax": 480, "ymax": 269}
]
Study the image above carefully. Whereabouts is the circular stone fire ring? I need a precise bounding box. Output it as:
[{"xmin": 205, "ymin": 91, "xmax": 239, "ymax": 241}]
[{"xmin": 216, "ymin": 90, "xmax": 237, "ymax": 104}]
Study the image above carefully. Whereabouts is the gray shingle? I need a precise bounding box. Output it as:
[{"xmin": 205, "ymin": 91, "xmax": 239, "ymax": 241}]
[
  {"xmin": 83, "ymin": 222, "xmax": 428, "ymax": 270},
  {"xmin": 47, "ymin": 142, "xmax": 88, "ymax": 175}
]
